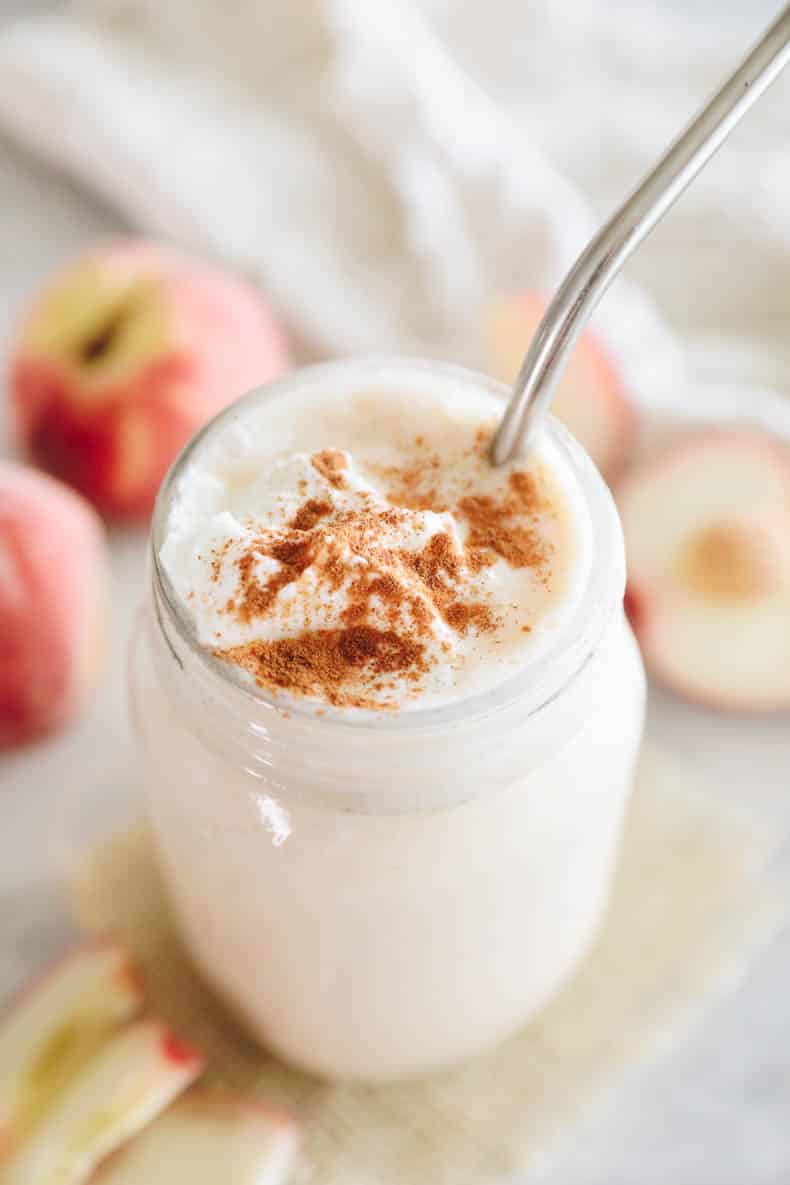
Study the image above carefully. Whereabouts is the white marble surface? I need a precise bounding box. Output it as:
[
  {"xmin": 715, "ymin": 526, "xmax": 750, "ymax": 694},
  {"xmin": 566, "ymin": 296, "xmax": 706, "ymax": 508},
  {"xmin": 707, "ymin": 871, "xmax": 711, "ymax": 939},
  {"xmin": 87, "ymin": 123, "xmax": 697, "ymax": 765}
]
[{"xmin": 1, "ymin": 3, "xmax": 790, "ymax": 1183}]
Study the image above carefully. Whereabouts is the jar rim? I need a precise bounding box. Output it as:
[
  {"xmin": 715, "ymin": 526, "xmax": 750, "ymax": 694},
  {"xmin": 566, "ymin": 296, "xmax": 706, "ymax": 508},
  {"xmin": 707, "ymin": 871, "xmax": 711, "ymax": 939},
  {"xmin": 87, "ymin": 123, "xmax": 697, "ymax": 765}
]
[{"xmin": 150, "ymin": 356, "xmax": 625, "ymax": 735}]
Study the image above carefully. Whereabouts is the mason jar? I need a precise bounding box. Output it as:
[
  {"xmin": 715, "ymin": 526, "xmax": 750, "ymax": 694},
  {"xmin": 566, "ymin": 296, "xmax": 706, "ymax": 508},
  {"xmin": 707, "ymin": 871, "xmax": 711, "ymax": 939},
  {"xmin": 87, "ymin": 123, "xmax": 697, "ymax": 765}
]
[{"xmin": 129, "ymin": 359, "xmax": 646, "ymax": 1082}]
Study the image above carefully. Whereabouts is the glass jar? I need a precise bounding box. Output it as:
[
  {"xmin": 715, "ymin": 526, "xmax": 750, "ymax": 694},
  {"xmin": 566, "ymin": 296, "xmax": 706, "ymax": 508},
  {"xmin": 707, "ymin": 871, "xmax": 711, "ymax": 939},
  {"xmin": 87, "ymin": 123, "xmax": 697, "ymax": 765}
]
[{"xmin": 129, "ymin": 359, "xmax": 646, "ymax": 1082}]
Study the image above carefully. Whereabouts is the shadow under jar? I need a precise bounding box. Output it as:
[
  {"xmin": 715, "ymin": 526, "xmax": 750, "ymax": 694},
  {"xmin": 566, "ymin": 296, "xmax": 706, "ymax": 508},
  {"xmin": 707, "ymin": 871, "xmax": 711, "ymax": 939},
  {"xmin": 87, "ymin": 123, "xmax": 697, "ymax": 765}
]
[{"xmin": 129, "ymin": 358, "xmax": 646, "ymax": 1082}]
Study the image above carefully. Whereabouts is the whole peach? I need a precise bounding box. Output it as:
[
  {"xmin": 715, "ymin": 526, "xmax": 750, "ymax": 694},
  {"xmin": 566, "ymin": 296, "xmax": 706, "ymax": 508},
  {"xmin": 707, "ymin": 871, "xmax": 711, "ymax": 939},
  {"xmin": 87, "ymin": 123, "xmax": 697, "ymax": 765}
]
[
  {"xmin": 484, "ymin": 291, "xmax": 637, "ymax": 484},
  {"xmin": 0, "ymin": 462, "xmax": 107, "ymax": 748},
  {"xmin": 10, "ymin": 242, "xmax": 290, "ymax": 519}
]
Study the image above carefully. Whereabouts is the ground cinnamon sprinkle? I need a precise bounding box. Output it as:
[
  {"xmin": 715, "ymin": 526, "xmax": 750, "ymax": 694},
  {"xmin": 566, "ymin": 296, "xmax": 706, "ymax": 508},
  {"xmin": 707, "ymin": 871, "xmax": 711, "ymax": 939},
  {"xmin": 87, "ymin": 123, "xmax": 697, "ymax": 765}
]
[
  {"xmin": 382, "ymin": 440, "xmax": 548, "ymax": 574},
  {"xmin": 210, "ymin": 537, "xmax": 233, "ymax": 583},
  {"xmin": 380, "ymin": 439, "xmax": 447, "ymax": 512},
  {"xmin": 508, "ymin": 470, "xmax": 541, "ymax": 510},
  {"xmin": 342, "ymin": 571, "xmax": 403, "ymax": 630},
  {"xmin": 235, "ymin": 534, "xmax": 315, "ymax": 623},
  {"xmin": 311, "ymin": 449, "xmax": 349, "ymax": 489},
  {"xmin": 216, "ymin": 626, "xmax": 428, "ymax": 709},
  {"xmin": 387, "ymin": 482, "xmax": 442, "ymax": 512},
  {"xmin": 459, "ymin": 471, "xmax": 547, "ymax": 572},
  {"xmin": 403, "ymin": 531, "xmax": 461, "ymax": 588},
  {"xmin": 210, "ymin": 446, "xmax": 550, "ymax": 706},
  {"xmin": 398, "ymin": 531, "xmax": 497, "ymax": 633},
  {"xmin": 443, "ymin": 600, "xmax": 496, "ymax": 634},
  {"xmin": 289, "ymin": 498, "xmax": 332, "ymax": 531},
  {"xmin": 459, "ymin": 495, "xmax": 545, "ymax": 570}
]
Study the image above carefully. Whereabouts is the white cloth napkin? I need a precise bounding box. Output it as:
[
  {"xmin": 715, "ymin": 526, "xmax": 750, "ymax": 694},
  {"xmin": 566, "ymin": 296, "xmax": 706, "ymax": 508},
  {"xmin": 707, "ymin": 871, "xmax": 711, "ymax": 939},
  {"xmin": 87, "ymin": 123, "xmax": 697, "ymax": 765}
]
[
  {"xmin": 2, "ymin": 1, "xmax": 790, "ymax": 400},
  {"xmin": 434, "ymin": 0, "xmax": 790, "ymax": 393},
  {"xmin": 0, "ymin": 0, "xmax": 695, "ymax": 408},
  {"xmin": 68, "ymin": 746, "xmax": 787, "ymax": 1185}
]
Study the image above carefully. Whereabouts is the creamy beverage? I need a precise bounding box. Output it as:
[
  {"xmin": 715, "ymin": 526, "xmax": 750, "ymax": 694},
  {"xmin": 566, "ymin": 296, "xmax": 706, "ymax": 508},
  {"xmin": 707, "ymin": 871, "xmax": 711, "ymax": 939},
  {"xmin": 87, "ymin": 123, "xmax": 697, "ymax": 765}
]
[
  {"xmin": 131, "ymin": 359, "xmax": 645, "ymax": 1080},
  {"xmin": 159, "ymin": 374, "xmax": 591, "ymax": 711}
]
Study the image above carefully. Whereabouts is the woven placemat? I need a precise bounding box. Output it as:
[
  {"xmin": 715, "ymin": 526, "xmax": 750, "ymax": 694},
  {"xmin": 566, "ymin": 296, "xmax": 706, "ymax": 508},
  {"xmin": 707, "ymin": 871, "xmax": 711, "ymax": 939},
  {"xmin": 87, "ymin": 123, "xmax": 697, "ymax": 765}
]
[{"xmin": 70, "ymin": 747, "xmax": 786, "ymax": 1184}]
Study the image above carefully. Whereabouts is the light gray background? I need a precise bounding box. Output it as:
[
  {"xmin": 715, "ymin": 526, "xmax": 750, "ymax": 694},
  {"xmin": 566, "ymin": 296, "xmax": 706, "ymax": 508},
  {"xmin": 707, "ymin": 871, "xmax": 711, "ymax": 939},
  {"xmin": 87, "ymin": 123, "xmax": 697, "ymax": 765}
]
[{"xmin": 1, "ymin": 3, "xmax": 789, "ymax": 1184}]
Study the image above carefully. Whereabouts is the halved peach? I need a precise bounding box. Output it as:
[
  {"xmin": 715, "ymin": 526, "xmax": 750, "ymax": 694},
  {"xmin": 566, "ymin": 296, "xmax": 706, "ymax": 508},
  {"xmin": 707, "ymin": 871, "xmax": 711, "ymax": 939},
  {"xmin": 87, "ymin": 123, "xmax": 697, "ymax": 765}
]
[
  {"xmin": 619, "ymin": 429, "xmax": 790, "ymax": 711},
  {"xmin": 484, "ymin": 291, "xmax": 637, "ymax": 482}
]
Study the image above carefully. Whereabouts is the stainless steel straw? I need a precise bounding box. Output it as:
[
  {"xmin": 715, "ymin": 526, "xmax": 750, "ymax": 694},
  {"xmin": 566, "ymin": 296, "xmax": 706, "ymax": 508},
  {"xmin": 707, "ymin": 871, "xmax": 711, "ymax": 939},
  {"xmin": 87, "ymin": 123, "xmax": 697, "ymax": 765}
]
[{"xmin": 490, "ymin": 3, "xmax": 790, "ymax": 466}]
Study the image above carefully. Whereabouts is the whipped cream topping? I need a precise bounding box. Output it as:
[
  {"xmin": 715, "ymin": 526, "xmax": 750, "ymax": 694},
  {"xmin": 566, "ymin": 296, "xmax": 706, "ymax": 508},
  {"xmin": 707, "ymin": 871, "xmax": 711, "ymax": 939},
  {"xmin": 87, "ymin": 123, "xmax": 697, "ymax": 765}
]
[{"xmin": 160, "ymin": 373, "xmax": 592, "ymax": 711}]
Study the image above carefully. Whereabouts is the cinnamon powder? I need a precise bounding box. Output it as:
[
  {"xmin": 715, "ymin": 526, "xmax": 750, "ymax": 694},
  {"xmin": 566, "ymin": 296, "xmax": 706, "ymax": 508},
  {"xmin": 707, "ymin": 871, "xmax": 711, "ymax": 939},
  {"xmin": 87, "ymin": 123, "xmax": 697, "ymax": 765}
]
[
  {"xmin": 311, "ymin": 449, "xmax": 349, "ymax": 489},
  {"xmin": 231, "ymin": 534, "xmax": 316, "ymax": 624},
  {"xmin": 459, "ymin": 472, "xmax": 547, "ymax": 572},
  {"xmin": 217, "ymin": 626, "xmax": 427, "ymax": 710},
  {"xmin": 211, "ymin": 448, "xmax": 549, "ymax": 706},
  {"xmin": 289, "ymin": 498, "xmax": 333, "ymax": 532}
]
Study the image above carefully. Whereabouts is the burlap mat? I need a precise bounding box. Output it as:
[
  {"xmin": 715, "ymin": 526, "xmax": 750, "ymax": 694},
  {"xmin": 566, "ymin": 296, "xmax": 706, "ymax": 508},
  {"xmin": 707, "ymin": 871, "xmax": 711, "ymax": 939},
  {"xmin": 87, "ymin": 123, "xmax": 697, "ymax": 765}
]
[{"xmin": 70, "ymin": 747, "xmax": 787, "ymax": 1185}]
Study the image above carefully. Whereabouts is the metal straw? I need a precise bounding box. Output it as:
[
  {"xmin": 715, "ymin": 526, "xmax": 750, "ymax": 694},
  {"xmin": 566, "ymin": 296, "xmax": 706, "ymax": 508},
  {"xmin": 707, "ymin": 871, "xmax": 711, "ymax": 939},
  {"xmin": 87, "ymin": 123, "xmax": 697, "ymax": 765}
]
[{"xmin": 490, "ymin": 3, "xmax": 790, "ymax": 466}]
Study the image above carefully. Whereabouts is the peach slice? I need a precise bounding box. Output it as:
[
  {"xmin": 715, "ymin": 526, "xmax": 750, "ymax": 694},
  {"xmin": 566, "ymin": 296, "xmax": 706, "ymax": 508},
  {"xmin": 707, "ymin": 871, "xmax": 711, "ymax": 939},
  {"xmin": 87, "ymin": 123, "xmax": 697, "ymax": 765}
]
[
  {"xmin": 10, "ymin": 241, "xmax": 290, "ymax": 519},
  {"xmin": 0, "ymin": 462, "xmax": 108, "ymax": 749},
  {"xmin": 0, "ymin": 1021, "xmax": 203, "ymax": 1185},
  {"xmin": 484, "ymin": 291, "xmax": 637, "ymax": 481},
  {"xmin": 0, "ymin": 943, "xmax": 143, "ymax": 1156},
  {"xmin": 619, "ymin": 429, "xmax": 790, "ymax": 711},
  {"xmin": 89, "ymin": 1092, "xmax": 300, "ymax": 1185}
]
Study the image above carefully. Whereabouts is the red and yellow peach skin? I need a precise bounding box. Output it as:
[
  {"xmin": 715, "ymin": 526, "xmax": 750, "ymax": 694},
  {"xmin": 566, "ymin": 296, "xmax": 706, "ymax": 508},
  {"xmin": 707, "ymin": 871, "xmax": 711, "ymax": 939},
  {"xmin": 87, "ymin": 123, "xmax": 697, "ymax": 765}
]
[
  {"xmin": 0, "ymin": 461, "xmax": 107, "ymax": 748},
  {"xmin": 10, "ymin": 242, "xmax": 290, "ymax": 519}
]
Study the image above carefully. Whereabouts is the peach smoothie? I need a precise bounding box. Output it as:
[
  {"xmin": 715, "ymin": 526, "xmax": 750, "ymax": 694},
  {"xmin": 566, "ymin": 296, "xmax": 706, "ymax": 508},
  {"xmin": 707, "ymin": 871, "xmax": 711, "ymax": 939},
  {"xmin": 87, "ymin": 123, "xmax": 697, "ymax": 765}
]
[{"xmin": 130, "ymin": 359, "xmax": 645, "ymax": 1081}]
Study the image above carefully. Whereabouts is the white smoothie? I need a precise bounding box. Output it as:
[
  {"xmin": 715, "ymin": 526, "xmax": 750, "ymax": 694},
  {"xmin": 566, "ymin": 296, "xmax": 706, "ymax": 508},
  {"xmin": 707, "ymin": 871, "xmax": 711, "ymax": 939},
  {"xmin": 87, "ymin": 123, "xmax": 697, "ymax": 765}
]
[
  {"xmin": 132, "ymin": 359, "xmax": 646, "ymax": 1080},
  {"xmin": 159, "ymin": 375, "xmax": 592, "ymax": 712}
]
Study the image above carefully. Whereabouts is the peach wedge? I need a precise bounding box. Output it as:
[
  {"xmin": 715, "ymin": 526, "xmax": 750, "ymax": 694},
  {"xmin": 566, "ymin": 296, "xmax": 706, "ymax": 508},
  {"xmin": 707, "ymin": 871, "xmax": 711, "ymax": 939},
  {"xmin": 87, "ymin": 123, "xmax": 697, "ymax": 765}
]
[
  {"xmin": 619, "ymin": 429, "xmax": 790, "ymax": 711},
  {"xmin": 0, "ymin": 1021, "xmax": 203, "ymax": 1185},
  {"xmin": 0, "ymin": 943, "xmax": 143, "ymax": 1156},
  {"xmin": 90, "ymin": 1092, "xmax": 300, "ymax": 1185}
]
